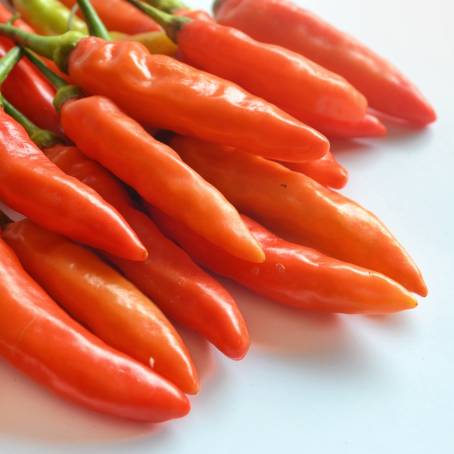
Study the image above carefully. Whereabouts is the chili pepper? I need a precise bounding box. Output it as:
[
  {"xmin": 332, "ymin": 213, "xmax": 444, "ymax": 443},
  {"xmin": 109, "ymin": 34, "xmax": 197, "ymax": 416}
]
[
  {"xmin": 12, "ymin": 0, "xmax": 88, "ymax": 35},
  {"xmin": 60, "ymin": 0, "xmax": 161, "ymax": 33},
  {"xmin": 13, "ymin": 0, "xmax": 177, "ymax": 55},
  {"xmin": 0, "ymin": 49, "xmax": 146, "ymax": 261},
  {"xmin": 151, "ymin": 210, "xmax": 417, "ymax": 314},
  {"xmin": 283, "ymin": 152, "xmax": 348, "ymax": 190},
  {"xmin": 14, "ymin": 51, "xmax": 264, "ymax": 264},
  {"xmin": 3, "ymin": 217, "xmax": 199, "ymax": 394},
  {"xmin": 7, "ymin": 96, "xmax": 250, "ymax": 360},
  {"xmin": 128, "ymin": 1, "xmax": 383, "ymax": 140},
  {"xmin": 0, "ymin": 234, "xmax": 190, "ymax": 421},
  {"xmin": 0, "ymin": 16, "xmax": 329, "ymax": 162},
  {"xmin": 168, "ymin": 136, "xmax": 427, "ymax": 296},
  {"xmin": 46, "ymin": 143, "xmax": 250, "ymax": 360},
  {"xmin": 214, "ymin": 0, "xmax": 436, "ymax": 126},
  {"xmin": 0, "ymin": 5, "xmax": 59, "ymax": 132}
]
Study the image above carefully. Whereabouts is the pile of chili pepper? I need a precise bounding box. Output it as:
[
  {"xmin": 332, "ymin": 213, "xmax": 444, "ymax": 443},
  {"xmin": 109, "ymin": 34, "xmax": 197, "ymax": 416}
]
[{"xmin": 0, "ymin": 0, "xmax": 433, "ymax": 422}]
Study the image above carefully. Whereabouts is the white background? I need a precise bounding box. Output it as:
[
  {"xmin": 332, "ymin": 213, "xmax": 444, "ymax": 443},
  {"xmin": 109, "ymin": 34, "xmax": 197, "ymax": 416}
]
[{"xmin": 1, "ymin": 0, "xmax": 453, "ymax": 452}]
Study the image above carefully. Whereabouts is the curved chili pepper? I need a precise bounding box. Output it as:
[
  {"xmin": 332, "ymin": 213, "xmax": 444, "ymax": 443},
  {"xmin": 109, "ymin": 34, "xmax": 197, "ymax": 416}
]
[
  {"xmin": 129, "ymin": 0, "xmax": 382, "ymax": 139},
  {"xmin": 0, "ymin": 235, "xmax": 190, "ymax": 421},
  {"xmin": 0, "ymin": 5, "xmax": 59, "ymax": 132},
  {"xmin": 13, "ymin": 0, "xmax": 88, "ymax": 35},
  {"xmin": 0, "ymin": 19, "xmax": 329, "ymax": 162},
  {"xmin": 3, "ymin": 218, "xmax": 199, "ymax": 394},
  {"xmin": 151, "ymin": 210, "xmax": 418, "ymax": 314},
  {"xmin": 59, "ymin": 95, "xmax": 264, "ymax": 263},
  {"xmin": 61, "ymin": 0, "xmax": 160, "ymax": 33},
  {"xmin": 214, "ymin": 0, "xmax": 436, "ymax": 126},
  {"xmin": 46, "ymin": 143, "xmax": 250, "ymax": 360},
  {"xmin": 0, "ymin": 50, "xmax": 146, "ymax": 261},
  {"xmin": 283, "ymin": 152, "xmax": 348, "ymax": 190},
  {"xmin": 168, "ymin": 136, "xmax": 427, "ymax": 296}
]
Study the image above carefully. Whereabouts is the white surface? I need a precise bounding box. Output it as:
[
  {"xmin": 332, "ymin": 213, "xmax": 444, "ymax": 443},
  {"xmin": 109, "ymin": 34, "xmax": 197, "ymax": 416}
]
[{"xmin": 1, "ymin": 0, "xmax": 454, "ymax": 452}]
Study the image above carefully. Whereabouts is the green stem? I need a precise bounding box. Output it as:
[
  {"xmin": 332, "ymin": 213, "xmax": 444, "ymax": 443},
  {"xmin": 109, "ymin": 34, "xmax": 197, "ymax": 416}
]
[
  {"xmin": 0, "ymin": 23, "xmax": 84, "ymax": 72},
  {"xmin": 0, "ymin": 47, "xmax": 21, "ymax": 87},
  {"xmin": 21, "ymin": 47, "xmax": 68, "ymax": 89},
  {"xmin": 2, "ymin": 97, "xmax": 62, "ymax": 149},
  {"xmin": 127, "ymin": 0, "xmax": 189, "ymax": 42},
  {"xmin": 143, "ymin": 0, "xmax": 187, "ymax": 14},
  {"xmin": 76, "ymin": 0, "xmax": 110, "ymax": 40}
]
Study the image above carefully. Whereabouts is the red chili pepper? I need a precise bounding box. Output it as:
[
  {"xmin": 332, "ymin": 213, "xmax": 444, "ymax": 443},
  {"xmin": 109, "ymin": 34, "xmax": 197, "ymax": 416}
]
[
  {"xmin": 0, "ymin": 235, "xmax": 190, "ymax": 422},
  {"xmin": 0, "ymin": 49, "xmax": 146, "ymax": 261},
  {"xmin": 214, "ymin": 0, "xmax": 436, "ymax": 126},
  {"xmin": 60, "ymin": 0, "xmax": 161, "ymax": 33},
  {"xmin": 3, "ymin": 217, "xmax": 199, "ymax": 394},
  {"xmin": 151, "ymin": 210, "xmax": 417, "ymax": 314},
  {"xmin": 0, "ymin": 5, "xmax": 59, "ymax": 132},
  {"xmin": 128, "ymin": 1, "xmax": 384, "ymax": 139},
  {"xmin": 45, "ymin": 143, "xmax": 250, "ymax": 360},
  {"xmin": 168, "ymin": 135, "xmax": 427, "ymax": 296},
  {"xmin": 283, "ymin": 152, "xmax": 348, "ymax": 190},
  {"xmin": 0, "ymin": 16, "xmax": 329, "ymax": 162}
]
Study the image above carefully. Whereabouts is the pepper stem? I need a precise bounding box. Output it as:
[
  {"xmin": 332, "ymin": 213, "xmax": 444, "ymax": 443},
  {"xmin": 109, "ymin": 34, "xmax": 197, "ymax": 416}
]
[
  {"xmin": 2, "ymin": 97, "xmax": 62, "ymax": 149},
  {"xmin": 0, "ymin": 23, "xmax": 84, "ymax": 72},
  {"xmin": 127, "ymin": 0, "xmax": 189, "ymax": 42},
  {"xmin": 76, "ymin": 0, "xmax": 110, "ymax": 40},
  {"xmin": 212, "ymin": 0, "xmax": 224, "ymax": 14},
  {"xmin": 21, "ymin": 48, "xmax": 68, "ymax": 89},
  {"xmin": 143, "ymin": 0, "xmax": 188, "ymax": 14},
  {"xmin": 0, "ymin": 47, "xmax": 21, "ymax": 86}
]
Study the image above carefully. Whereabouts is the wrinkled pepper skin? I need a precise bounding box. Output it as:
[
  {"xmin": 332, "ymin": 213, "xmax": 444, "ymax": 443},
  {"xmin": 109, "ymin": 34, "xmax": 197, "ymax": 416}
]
[
  {"xmin": 283, "ymin": 152, "xmax": 348, "ymax": 190},
  {"xmin": 3, "ymin": 218, "xmax": 199, "ymax": 394},
  {"xmin": 0, "ymin": 109, "xmax": 147, "ymax": 261},
  {"xmin": 61, "ymin": 0, "xmax": 160, "ymax": 33},
  {"xmin": 68, "ymin": 37, "xmax": 328, "ymax": 162},
  {"xmin": 0, "ymin": 6, "xmax": 59, "ymax": 132},
  {"xmin": 214, "ymin": 0, "xmax": 436, "ymax": 126},
  {"xmin": 13, "ymin": 0, "xmax": 88, "ymax": 35},
  {"xmin": 170, "ymin": 136, "xmax": 427, "ymax": 296},
  {"xmin": 177, "ymin": 18, "xmax": 371, "ymax": 136},
  {"xmin": 60, "ymin": 95, "xmax": 264, "ymax": 263},
  {"xmin": 152, "ymin": 211, "xmax": 417, "ymax": 314},
  {"xmin": 0, "ymin": 236, "xmax": 190, "ymax": 422},
  {"xmin": 46, "ymin": 144, "xmax": 250, "ymax": 360}
]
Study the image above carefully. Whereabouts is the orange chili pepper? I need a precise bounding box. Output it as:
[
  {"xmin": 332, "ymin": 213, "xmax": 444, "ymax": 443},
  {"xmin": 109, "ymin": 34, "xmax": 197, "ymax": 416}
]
[
  {"xmin": 0, "ymin": 235, "xmax": 190, "ymax": 422},
  {"xmin": 214, "ymin": 0, "xmax": 436, "ymax": 126},
  {"xmin": 168, "ymin": 135, "xmax": 427, "ymax": 296},
  {"xmin": 3, "ymin": 217, "xmax": 199, "ymax": 394},
  {"xmin": 0, "ymin": 52, "xmax": 146, "ymax": 261},
  {"xmin": 151, "ymin": 210, "xmax": 417, "ymax": 314},
  {"xmin": 61, "ymin": 0, "xmax": 161, "ymax": 33},
  {"xmin": 282, "ymin": 152, "xmax": 348, "ymax": 190},
  {"xmin": 128, "ymin": 1, "xmax": 385, "ymax": 140},
  {"xmin": 46, "ymin": 143, "xmax": 250, "ymax": 360},
  {"xmin": 0, "ymin": 5, "xmax": 59, "ymax": 132},
  {"xmin": 0, "ymin": 16, "xmax": 328, "ymax": 162},
  {"xmin": 59, "ymin": 95, "xmax": 264, "ymax": 263}
]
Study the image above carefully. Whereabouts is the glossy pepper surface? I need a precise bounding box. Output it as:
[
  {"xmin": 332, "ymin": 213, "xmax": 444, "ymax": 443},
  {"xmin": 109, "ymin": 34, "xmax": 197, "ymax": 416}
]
[
  {"xmin": 129, "ymin": 0, "xmax": 384, "ymax": 139},
  {"xmin": 0, "ymin": 24, "xmax": 329, "ymax": 162},
  {"xmin": 169, "ymin": 135, "xmax": 427, "ymax": 296},
  {"xmin": 59, "ymin": 95, "xmax": 264, "ymax": 263},
  {"xmin": 152, "ymin": 210, "xmax": 418, "ymax": 314},
  {"xmin": 0, "ymin": 99, "xmax": 146, "ymax": 260},
  {"xmin": 0, "ymin": 235, "xmax": 190, "ymax": 421},
  {"xmin": 0, "ymin": 5, "xmax": 59, "ymax": 132},
  {"xmin": 4, "ymin": 218, "xmax": 199, "ymax": 394},
  {"xmin": 214, "ymin": 0, "xmax": 436, "ymax": 126},
  {"xmin": 283, "ymin": 151, "xmax": 348, "ymax": 190},
  {"xmin": 45, "ymin": 143, "xmax": 250, "ymax": 360},
  {"xmin": 61, "ymin": 0, "xmax": 160, "ymax": 33}
]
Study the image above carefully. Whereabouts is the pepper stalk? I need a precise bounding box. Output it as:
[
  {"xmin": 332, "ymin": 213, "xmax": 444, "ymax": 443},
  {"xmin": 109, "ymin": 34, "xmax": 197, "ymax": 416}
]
[
  {"xmin": 142, "ymin": 0, "xmax": 188, "ymax": 14},
  {"xmin": 76, "ymin": 0, "xmax": 110, "ymax": 39},
  {"xmin": 0, "ymin": 47, "xmax": 22, "ymax": 107}
]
